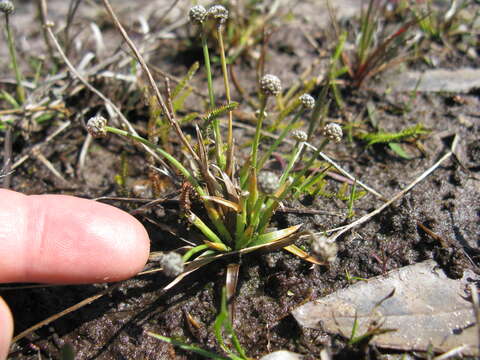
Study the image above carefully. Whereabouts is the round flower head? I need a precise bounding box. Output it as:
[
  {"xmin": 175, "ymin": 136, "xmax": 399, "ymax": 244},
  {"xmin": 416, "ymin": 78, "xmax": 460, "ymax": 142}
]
[
  {"xmin": 260, "ymin": 74, "xmax": 282, "ymax": 97},
  {"xmin": 189, "ymin": 5, "xmax": 207, "ymax": 24},
  {"xmin": 207, "ymin": 5, "xmax": 228, "ymax": 24},
  {"xmin": 86, "ymin": 115, "xmax": 107, "ymax": 138},
  {"xmin": 0, "ymin": 0, "xmax": 14, "ymax": 14},
  {"xmin": 291, "ymin": 129, "xmax": 307, "ymax": 142},
  {"xmin": 158, "ymin": 252, "xmax": 184, "ymax": 277},
  {"xmin": 299, "ymin": 93, "xmax": 315, "ymax": 110},
  {"xmin": 323, "ymin": 123, "xmax": 343, "ymax": 143},
  {"xmin": 310, "ymin": 234, "xmax": 337, "ymax": 263},
  {"xmin": 258, "ymin": 171, "xmax": 279, "ymax": 194}
]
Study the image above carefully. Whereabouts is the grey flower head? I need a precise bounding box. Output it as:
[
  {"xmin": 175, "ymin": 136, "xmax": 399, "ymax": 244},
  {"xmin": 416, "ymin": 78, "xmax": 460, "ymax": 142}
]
[
  {"xmin": 310, "ymin": 234, "xmax": 337, "ymax": 263},
  {"xmin": 208, "ymin": 5, "xmax": 228, "ymax": 24},
  {"xmin": 86, "ymin": 115, "xmax": 107, "ymax": 138},
  {"xmin": 158, "ymin": 252, "xmax": 184, "ymax": 277},
  {"xmin": 189, "ymin": 5, "xmax": 207, "ymax": 24},
  {"xmin": 0, "ymin": 0, "xmax": 14, "ymax": 14},
  {"xmin": 260, "ymin": 74, "xmax": 282, "ymax": 97},
  {"xmin": 258, "ymin": 171, "xmax": 279, "ymax": 194},
  {"xmin": 299, "ymin": 93, "xmax": 315, "ymax": 110},
  {"xmin": 323, "ymin": 123, "xmax": 343, "ymax": 143},
  {"xmin": 291, "ymin": 129, "xmax": 307, "ymax": 142}
]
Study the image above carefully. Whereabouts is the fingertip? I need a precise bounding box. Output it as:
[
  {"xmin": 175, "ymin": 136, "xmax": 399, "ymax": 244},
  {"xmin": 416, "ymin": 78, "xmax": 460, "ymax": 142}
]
[
  {"xmin": 0, "ymin": 190, "xmax": 150, "ymax": 284},
  {"xmin": 0, "ymin": 297, "xmax": 13, "ymax": 360}
]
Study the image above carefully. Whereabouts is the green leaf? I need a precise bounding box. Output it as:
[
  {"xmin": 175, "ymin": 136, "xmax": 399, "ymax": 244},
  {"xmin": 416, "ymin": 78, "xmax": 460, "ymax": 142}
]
[
  {"xmin": 252, "ymin": 224, "xmax": 303, "ymax": 247},
  {"xmin": 147, "ymin": 332, "xmax": 229, "ymax": 360},
  {"xmin": 388, "ymin": 142, "xmax": 412, "ymax": 159}
]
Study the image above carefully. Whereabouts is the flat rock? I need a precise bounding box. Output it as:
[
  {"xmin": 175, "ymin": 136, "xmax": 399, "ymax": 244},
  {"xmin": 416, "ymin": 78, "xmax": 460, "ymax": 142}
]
[{"xmin": 378, "ymin": 68, "xmax": 480, "ymax": 93}]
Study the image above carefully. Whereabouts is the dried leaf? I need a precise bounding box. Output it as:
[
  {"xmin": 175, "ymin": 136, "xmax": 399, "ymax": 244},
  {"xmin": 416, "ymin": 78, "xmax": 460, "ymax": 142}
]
[{"xmin": 292, "ymin": 260, "xmax": 479, "ymax": 355}]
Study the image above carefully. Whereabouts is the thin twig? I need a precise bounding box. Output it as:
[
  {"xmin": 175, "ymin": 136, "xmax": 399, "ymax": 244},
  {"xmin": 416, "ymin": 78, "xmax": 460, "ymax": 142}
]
[
  {"xmin": 12, "ymin": 121, "xmax": 71, "ymax": 170},
  {"xmin": 325, "ymin": 136, "xmax": 458, "ymax": 241},
  {"xmin": 100, "ymin": 0, "xmax": 199, "ymax": 163},
  {"xmin": 40, "ymin": 6, "xmax": 173, "ymax": 177},
  {"xmin": 2, "ymin": 126, "xmax": 13, "ymax": 188}
]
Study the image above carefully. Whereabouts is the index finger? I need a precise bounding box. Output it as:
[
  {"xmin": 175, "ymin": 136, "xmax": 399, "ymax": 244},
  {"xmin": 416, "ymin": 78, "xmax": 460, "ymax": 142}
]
[{"xmin": 0, "ymin": 190, "xmax": 150, "ymax": 283}]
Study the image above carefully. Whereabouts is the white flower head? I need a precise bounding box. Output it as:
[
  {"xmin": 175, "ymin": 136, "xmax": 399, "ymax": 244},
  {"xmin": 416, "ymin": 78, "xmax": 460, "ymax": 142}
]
[
  {"xmin": 158, "ymin": 252, "xmax": 184, "ymax": 277},
  {"xmin": 86, "ymin": 115, "xmax": 107, "ymax": 138},
  {"xmin": 323, "ymin": 123, "xmax": 343, "ymax": 143},
  {"xmin": 189, "ymin": 5, "xmax": 207, "ymax": 24},
  {"xmin": 0, "ymin": 0, "xmax": 14, "ymax": 14},
  {"xmin": 260, "ymin": 74, "xmax": 282, "ymax": 97},
  {"xmin": 291, "ymin": 129, "xmax": 307, "ymax": 142},
  {"xmin": 299, "ymin": 93, "xmax": 315, "ymax": 110},
  {"xmin": 208, "ymin": 5, "xmax": 228, "ymax": 24}
]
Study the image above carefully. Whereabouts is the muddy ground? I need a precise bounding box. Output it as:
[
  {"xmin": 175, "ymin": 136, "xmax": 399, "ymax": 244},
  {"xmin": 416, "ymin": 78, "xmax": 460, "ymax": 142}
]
[{"xmin": 1, "ymin": 0, "xmax": 479, "ymax": 359}]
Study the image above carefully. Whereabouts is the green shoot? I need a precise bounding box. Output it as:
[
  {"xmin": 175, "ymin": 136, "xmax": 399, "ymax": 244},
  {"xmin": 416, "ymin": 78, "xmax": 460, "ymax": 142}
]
[
  {"xmin": 2, "ymin": 4, "xmax": 26, "ymax": 104},
  {"xmin": 147, "ymin": 287, "xmax": 250, "ymax": 360}
]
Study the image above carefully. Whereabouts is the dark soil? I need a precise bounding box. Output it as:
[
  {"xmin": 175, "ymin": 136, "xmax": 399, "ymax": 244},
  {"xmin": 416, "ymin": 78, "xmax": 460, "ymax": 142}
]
[{"xmin": 1, "ymin": 1, "xmax": 479, "ymax": 359}]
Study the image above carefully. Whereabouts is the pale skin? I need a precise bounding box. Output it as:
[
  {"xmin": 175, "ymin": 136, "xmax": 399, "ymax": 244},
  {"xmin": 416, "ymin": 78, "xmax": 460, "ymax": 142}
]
[{"xmin": 0, "ymin": 189, "xmax": 150, "ymax": 359}]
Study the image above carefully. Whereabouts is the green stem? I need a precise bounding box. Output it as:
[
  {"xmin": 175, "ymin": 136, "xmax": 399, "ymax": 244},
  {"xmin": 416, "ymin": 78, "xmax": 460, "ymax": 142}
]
[
  {"xmin": 259, "ymin": 110, "xmax": 304, "ymax": 169},
  {"xmin": 5, "ymin": 14, "xmax": 25, "ymax": 104},
  {"xmin": 105, "ymin": 125, "xmax": 232, "ymax": 243},
  {"xmin": 251, "ymin": 96, "xmax": 267, "ymax": 170},
  {"xmin": 217, "ymin": 26, "xmax": 234, "ymax": 175},
  {"xmin": 201, "ymin": 29, "xmax": 225, "ymax": 169},
  {"xmin": 278, "ymin": 141, "xmax": 305, "ymax": 186},
  {"xmin": 105, "ymin": 126, "xmax": 205, "ymax": 196}
]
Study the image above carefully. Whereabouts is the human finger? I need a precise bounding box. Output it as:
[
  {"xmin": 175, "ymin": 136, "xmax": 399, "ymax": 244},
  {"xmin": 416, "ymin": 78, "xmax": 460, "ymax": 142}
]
[{"xmin": 0, "ymin": 189, "xmax": 150, "ymax": 283}]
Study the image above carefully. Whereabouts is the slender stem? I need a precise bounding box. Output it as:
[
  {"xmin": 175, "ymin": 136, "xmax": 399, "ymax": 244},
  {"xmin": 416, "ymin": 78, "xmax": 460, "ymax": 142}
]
[
  {"xmin": 5, "ymin": 14, "xmax": 25, "ymax": 104},
  {"xmin": 105, "ymin": 126, "xmax": 204, "ymax": 196},
  {"xmin": 259, "ymin": 110, "xmax": 304, "ymax": 169},
  {"xmin": 201, "ymin": 29, "xmax": 225, "ymax": 169},
  {"xmin": 201, "ymin": 30, "xmax": 215, "ymax": 109},
  {"xmin": 101, "ymin": 0, "xmax": 199, "ymax": 163},
  {"xmin": 105, "ymin": 125, "xmax": 233, "ymax": 243},
  {"xmin": 251, "ymin": 96, "xmax": 268, "ymax": 170},
  {"xmin": 217, "ymin": 26, "xmax": 234, "ymax": 176},
  {"xmin": 278, "ymin": 141, "xmax": 305, "ymax": 186}
]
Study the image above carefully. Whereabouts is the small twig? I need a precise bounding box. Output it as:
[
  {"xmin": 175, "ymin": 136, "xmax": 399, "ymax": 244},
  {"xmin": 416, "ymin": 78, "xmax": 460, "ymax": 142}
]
[
  {"xmin": 100, "ymin": 0, "xmax": 199, "ymax": 163},
  {"xmin": 469, "ymin": 283, "xmax": 480, "ymax": 357},
  {"xmin": 11, "ymin": 283, "xmax": 122, "ymax": 344},
  {"xmin": 277, "ymin": 206, "xmax": 343, "ymax": 217},
  {"xmin": 36, "ymin": 0, "xmax": 57, "ymax": 65},
  {"xmin": 12, "ymin": 121, "xmax": 71, "ymax": 170},
  {"xmin": 33, "ymin": 149, "xmax": 69, "ymax": 184},
  {"xmin": 2, "ymin": 126, "xmax": 13, "ymax": 188},
  {"xmin": 325, "ymin": 136, "xmax": 458, "ymax": 241},
  {"xmin": 40, "ymin": 6, "xmax": 173, "ymax": 177}
]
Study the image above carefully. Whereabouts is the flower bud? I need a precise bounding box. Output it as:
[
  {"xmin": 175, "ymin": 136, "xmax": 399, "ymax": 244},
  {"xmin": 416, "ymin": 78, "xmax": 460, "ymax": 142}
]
[
  {"xmin": 299, "ymin": 93, "xmax": 315, "ymax": 110},
  {"xmin": 86, "ymin": 115, "xmax": 107, "ymax": 138},
  {"xmin": 189, "ymin": 5, "xmax": 207, "ymax": 24},
  {"xmin": 208, "ymin": 5, "xmax": 228, "ymax": 24},
  {"xmin": 291, "ymin": 129, "xmax": 307, "ymax": 142},
  {"xmin": 323, "ymin": 123, "xmax": 343, "ymax": 143},
  {"xmin": 0, "ymin": 0, "xmax": 14, "ymax": 14},
  {"xmin": 258, "ymin": 171, "xmax": 279, "ymax": 194},
  {"xmin": 158, "ymin": 252, "xmax": 184, "ymax": 277},
  {"xmin": 310, "ymin": 234, "xmax": 337, "ymax": 263},
  {"xmin": 260, "ymin": 74, "xmax": 282, "ymax": 97}
]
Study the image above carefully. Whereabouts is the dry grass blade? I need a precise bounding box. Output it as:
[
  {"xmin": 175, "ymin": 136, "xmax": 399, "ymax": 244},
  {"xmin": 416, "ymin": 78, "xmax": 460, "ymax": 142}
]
[
  {"xmin": 100, "ymin": 0, "xmax": 199, "ymax": 163},
  {"xmin": 11, "ymin": 283, "xmax": 122, "ymax": 344},
  {"xmin": 326, "ymin": 135, "xmax": 458, "ymax": 241},
  {"xmin": 40, "ymin": 0, "xmax": 172, "ymax": 176}
]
